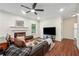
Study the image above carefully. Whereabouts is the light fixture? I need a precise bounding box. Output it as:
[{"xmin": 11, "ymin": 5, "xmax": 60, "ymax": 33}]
[
  {"xmin": 21, "ymin": 10, "xmax": 26, "ymax": 14},
  {"xmin": 31, "ymin": 9, "xmax": 35, "ymax": 12},
  {"xmin": 37, "ymin": 16, "xmax": 40, "ymax": 20},
  {"xmin": 59, "ymin": 8, "xmax": 64, "ymax": 12},
  {"xmin": 72, "ymin": 14, "xmax": 76, "ymax": 17}
]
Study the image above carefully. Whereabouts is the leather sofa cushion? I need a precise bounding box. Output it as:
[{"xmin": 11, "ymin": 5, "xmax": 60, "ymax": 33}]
[{"xmin": 25, "ymin": 35, "xmax": 33, "ymax": 40}]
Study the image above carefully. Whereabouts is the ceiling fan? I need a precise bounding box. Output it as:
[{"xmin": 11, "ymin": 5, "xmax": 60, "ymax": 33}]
[{"xmin": 21, "ymin": 3, "xmax": 44, "ymax": 15}]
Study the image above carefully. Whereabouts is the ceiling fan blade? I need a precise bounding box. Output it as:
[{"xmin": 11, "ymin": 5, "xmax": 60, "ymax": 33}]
[
  {"xmin": 21, "ymin": 5, "xmax": 31, "ymax": 9},
  {"xmin": 35, "ymin": 9, "xmax": 44, "ymax": 11},
  {"xmin": 34, "ymin": 12, "xmax": 37, "ymax": 15},
  {"xmin": 26, "ymin": 11, "xmax": 30, "ymax": 13},
  {"xmin": 32, "ymin": 3, "xmax": 37, "ymax": 9}
]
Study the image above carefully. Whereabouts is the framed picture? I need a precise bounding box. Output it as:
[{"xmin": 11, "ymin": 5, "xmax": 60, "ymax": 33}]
[
  {"xmin": 31, "ymin": 24, "xmax": 36, "ymax": 33},
  {"xmin": 15, "ymin": 20, "xmax": 24, "ymax": 26}
]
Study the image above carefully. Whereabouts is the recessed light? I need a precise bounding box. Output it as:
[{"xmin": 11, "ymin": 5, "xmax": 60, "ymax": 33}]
[
  {"xmin": 31, "ymin": 9, "xmax": 35, "ymax": 12},
  {"xmin": 59, "ymin": 8, "xmax": 64, "ymax": 12},
  {"xmin": 72, "ymin": 14, "xmax": 76, "ymax": 17},
  {"xmin": 21, "ymin": 10, "xmax": 26, "ymax": 14},
  {"xmin": 37, "ymin": 16, "xmax": 40, "ymax": 20}
]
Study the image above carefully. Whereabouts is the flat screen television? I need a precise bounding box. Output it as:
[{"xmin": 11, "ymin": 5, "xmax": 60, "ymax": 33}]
[{"xmin": 43, "ymin": 27, "xmax": 56, "ymax": 35}]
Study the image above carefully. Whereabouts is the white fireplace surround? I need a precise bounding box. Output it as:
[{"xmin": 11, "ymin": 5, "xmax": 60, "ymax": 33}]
[{"xmin": 10, "ymin": 26, "xmax": 28, "ymax": 33}]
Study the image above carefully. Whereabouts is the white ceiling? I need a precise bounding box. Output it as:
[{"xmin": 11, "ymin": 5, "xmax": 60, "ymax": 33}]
[{"xmin": 0, "ymin": 3, "xmax": 79, "ymax": 20}]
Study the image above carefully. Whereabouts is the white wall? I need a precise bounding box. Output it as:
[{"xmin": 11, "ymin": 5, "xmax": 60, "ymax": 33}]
[
  {"xmin": 39, "ymin": 17, "xmax": 62, "ymax": 41},
  {"xmin": 77, "ymin": 15, "xmax": 79, "ymax": 49},
  {"xmin": 0, "ymin": 11, "xmax": 39, "ymax": 41},
  {"xmin": 62, "ymin": 17, "xmax": 77, "ymax": 39}
]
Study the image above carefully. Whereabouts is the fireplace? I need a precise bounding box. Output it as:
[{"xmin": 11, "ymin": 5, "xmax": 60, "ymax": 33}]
[{"xmin": 10, "ymin": 26, "xmax": 28, "ymax": 38}]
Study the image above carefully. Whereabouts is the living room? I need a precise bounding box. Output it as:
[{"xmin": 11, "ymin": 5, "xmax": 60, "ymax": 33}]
[{"xmin": 0, "ymin": 3, "xmax": 79, "ymax": 56}]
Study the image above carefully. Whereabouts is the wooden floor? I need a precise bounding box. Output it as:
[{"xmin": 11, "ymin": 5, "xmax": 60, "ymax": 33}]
[{"xmin": 45, "ymin": 39, "xmax": 79, "ymax": 56}]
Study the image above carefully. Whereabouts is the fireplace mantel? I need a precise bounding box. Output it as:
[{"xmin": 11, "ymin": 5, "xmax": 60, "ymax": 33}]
[{"xmin": 10, "ymin": 26, "xmax": 28, "ymax": 32}]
